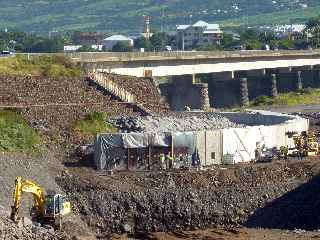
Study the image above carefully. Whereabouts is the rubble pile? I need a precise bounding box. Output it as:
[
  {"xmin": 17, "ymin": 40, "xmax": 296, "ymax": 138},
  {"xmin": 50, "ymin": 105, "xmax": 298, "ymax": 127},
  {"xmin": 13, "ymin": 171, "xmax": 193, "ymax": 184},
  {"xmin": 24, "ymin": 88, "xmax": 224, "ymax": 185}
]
[
  {"xmin": 110, "ymin": 112, "xmax": 244, "ymax": 133},
  {"xmin": 0, "ymin": 75, "xmax": 138, "ymax": 141},
  {"xmin": 293, "ymin": 112, "xmax": 320, "ymax": 120},
  {"xmin": 57, "ymin": 160, "xmax": 316, "ymax": 235},
  {"xmin": 103, "ymin": 73, "xmax": 170, "ymax": 113},
  {"xmin": 0, "ymin": 207, "xmax": 57, "ymax": 240}
]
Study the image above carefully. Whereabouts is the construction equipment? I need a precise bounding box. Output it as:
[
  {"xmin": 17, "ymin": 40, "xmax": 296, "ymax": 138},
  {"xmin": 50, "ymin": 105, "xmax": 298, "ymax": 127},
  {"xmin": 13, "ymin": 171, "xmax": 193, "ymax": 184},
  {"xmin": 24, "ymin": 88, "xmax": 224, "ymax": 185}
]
[
  {"xmin": 10, "ymin": 177, "xmax": 71, "ymax": 229},
  {"xmin": 286, "ymin": 131, "xmax": 319, "ymax": 157}
]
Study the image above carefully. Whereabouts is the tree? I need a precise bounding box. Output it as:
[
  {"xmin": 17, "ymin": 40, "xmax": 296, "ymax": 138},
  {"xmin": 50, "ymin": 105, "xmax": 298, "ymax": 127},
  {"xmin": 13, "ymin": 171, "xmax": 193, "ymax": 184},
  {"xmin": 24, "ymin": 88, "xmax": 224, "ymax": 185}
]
[
  {"xmin": 245, "ymin": 40, "xmax": 262, "ymax": 50},
  {"xmin": 258, "ymin": 31, "xmax": 276, "ymax": 44},
  {"xmin": 278, "ymin": 39, "xmax": 295, "ymax": 50},
  {"xmin": 26, "ymin": 37, "xmax": 64, "ymax": 53},
  {"xmin": 196, "ymin": 44, "xmax": 221, "ymax": 51},
  {"xmin": 77, "ymin": 45, "xmax": 99, "ymax": 52},
  {"xmin": 134, "ymin": 37, "xmax": 152, "ymax": 51},
  {"xmin": 112, "ymin": 41, "xmax": 133, "ymax": 52},
  {"xmin": 306, "ymin": 16, "xmax": 320, "ymax": 48},
  {"xmin": 240, "ymin": 28, "xmax": 259, "ymax": 41},
  {"xmin": 220, "ymin": 33, "xmax": 239, "ymax": 50},
  {"xmin": 150, "ymin": 32, "xmax": 168, "ymax": 51}
]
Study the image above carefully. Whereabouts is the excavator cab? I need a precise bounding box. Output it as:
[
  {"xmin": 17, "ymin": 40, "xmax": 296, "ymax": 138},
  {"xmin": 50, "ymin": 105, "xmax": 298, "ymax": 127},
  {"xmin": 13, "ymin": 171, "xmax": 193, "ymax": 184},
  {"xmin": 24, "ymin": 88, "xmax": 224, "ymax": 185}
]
[{"xmin": 44, "ymin": 194, "xmax": 71, "ymax": 217}]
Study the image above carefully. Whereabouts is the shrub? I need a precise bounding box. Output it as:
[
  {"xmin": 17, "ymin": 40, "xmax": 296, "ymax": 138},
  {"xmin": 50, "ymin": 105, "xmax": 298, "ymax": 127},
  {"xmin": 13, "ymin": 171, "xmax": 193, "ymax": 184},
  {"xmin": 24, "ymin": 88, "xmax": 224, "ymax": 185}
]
[
  {"xmin": 0, "ymin": 110, "xmax": 41, "ymax": 152},
  {"xmin": 251, "ymin": 95, "xmax": 273, "ymax": 106},
  {"xmin": 73, "ymin": 112, "xmax": 117, "ymax": 140}
]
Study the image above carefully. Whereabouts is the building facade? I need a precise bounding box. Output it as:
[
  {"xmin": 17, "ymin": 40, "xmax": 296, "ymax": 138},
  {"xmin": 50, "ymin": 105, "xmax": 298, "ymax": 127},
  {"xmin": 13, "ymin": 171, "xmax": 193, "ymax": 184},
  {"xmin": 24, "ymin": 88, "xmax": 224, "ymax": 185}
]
[{"xmin": 176, "ymin": 21, "xmax": 223, "ymax": 50}]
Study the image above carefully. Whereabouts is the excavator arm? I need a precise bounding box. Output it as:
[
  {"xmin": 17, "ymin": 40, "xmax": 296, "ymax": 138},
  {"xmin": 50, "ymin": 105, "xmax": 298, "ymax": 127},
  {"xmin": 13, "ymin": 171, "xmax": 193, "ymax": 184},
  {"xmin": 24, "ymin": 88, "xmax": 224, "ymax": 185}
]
[{"xmin": 10, "ymin": 177, "xmax": 46, "ymax": 222}]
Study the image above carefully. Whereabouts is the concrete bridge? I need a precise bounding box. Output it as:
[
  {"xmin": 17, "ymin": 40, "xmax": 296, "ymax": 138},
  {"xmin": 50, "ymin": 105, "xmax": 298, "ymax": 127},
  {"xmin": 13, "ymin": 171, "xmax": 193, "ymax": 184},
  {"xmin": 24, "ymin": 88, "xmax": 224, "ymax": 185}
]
[
  {"xmin": 76, "ymin": 50, "xmax": 320, "ymax": 77},
  {"xmin": 77, "ymin": 51, "xmax": 320, "ymax": 110}
]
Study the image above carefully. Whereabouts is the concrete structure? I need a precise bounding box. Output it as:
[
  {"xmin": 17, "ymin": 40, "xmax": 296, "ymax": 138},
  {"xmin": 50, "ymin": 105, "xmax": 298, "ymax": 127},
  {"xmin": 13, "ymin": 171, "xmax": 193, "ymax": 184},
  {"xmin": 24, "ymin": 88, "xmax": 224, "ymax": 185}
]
[
  {"xmin": 176, "ymin": 21, "xmax": 223, "ymax": 50},
  {"xmin": 102, "ymin": 35, "xmax": 134, "ymax": 51},
  {"xmin": 77, "ymin": 50, "xmax": 320, "ymax": 78},
  {"xmin": 75, "ymin": 50, "xmax": 320, "ymax": 110}
]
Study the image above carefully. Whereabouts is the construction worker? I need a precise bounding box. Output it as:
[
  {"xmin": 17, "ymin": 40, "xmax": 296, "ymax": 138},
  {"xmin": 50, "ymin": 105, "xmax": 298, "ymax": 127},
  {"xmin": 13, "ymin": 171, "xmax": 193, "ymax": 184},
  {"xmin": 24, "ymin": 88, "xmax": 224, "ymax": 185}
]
[
  {"xmin": 166, "ymin": 152, "xmax": 173, "ymax": 169},
  {"xmin": 297, "ymin": 137, "xmax": 305, "ymax": 161},
  {"xmin": 159, "ymin": 153, "xmax": 166, "ymax": 170},
  {"xmin": 255, "ymin": 144, "xmax": 262, "ymax": 162}
]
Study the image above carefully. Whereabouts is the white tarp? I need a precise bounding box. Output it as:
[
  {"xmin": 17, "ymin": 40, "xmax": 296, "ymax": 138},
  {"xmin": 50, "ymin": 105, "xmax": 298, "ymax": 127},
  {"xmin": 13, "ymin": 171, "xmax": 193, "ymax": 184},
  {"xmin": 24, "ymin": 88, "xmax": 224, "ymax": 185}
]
[
  {"xmin": 122, "ymin": 133, "xmax": 149, "ymax": 148},
  {"xmin": 222, "ymin": 116, "xmax": 309, "ymax": 164},
  {"xmin": 222, "ymin": 128, "xmax": 258, "ymax": 164}
]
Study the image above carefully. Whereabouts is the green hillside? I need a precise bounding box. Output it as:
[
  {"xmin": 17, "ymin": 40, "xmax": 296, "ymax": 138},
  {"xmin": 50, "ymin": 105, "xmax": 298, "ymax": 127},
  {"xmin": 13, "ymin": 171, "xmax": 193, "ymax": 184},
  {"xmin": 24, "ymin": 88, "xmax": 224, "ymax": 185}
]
[{"xmin": 0, "ymin": 0, "xmax": 319, "ymax": 33}]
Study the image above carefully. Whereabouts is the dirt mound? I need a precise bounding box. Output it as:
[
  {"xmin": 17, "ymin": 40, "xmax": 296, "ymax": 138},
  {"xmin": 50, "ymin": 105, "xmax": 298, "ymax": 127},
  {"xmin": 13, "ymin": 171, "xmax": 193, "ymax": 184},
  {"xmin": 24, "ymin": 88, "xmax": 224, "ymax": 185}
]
[{"xmin": 56, "ymin": 159, "xmax": 318, "ymax": 236}]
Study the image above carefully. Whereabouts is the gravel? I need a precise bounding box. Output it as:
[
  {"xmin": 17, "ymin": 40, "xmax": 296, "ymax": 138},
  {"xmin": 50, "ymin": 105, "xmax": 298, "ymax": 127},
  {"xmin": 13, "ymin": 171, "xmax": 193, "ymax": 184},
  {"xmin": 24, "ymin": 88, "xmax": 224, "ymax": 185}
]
[
  {"xmin": 57, "ymin": 159, "xmax": 317, "ymax": 236},
  {"xmin": 110, "ymin": 112, "xmax": 245, "ymax": 133},
  {"xmin": 0, "ymin": 208, "xmax": 58, "ymax": 240}
]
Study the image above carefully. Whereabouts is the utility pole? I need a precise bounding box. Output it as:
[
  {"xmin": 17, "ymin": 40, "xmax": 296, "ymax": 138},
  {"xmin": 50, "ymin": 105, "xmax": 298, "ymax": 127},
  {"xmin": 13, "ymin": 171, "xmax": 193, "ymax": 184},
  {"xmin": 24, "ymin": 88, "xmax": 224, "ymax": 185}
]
[{"xmin": 161, "ymin": 9, "xmax": 165, "ymax": 51}]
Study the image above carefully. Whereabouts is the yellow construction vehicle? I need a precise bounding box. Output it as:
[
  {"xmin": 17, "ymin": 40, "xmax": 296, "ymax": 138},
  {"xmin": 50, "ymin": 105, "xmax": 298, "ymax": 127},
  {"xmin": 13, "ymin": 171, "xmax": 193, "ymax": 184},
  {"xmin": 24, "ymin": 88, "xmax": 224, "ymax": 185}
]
[
  {"xmin": 288, "ymin": 131, "xmax": 319, "ymax": 156},
  {"xmin": 10, "ymin": 176, "xmax": 71, "ymax": 229}
]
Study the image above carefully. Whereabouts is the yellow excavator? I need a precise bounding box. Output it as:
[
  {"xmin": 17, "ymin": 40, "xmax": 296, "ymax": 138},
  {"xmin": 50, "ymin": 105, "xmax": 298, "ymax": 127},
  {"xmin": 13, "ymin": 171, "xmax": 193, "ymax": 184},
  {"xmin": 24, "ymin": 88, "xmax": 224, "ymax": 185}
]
[{"xmin": 10, "ymin": 176, "xmax": 71, "ymax": 229}]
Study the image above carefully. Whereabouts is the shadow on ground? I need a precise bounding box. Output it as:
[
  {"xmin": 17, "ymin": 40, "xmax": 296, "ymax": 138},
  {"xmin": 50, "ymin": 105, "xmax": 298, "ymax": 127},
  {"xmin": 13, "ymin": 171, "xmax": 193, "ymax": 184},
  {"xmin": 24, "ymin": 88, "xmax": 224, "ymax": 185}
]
[{"xmin": 245, "ymin": 175, "xmax": 320, "ymax": 230}]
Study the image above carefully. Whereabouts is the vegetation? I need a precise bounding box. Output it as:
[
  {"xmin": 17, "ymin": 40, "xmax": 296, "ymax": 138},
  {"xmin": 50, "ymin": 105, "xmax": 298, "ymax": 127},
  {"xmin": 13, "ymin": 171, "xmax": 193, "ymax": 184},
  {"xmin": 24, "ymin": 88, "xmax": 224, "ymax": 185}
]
[
  {"xmin": 251, "ymin": 88, "xmax": 320, "ymax": 107},
  {"xmin": 112, "ymin": 42, "xmax": 133, "ymax": 52},
  {"xmin": 133, "ymin": 32, "xmax": 175, "ymax": 51},
  {"xmin": 0, "ymin": 55, "xmax": 82, "ymax": 78},
  {"xmin": 0, "ymin": 31, "xmax": 66, "ymax": 52},
  {"xmin": 221, "ymin": 5, "xmax": 320, "ymax": 27},
  {"xmin": 0, "ymin": 0, "xmax": 319, "ymax": 33},
  {"xmin": 0, "ymin": 110, "xmax": 41, "ymax": 152},
  {"xmin": 73, "ymin": 112, "xmax": 117, "ymax": 140}
]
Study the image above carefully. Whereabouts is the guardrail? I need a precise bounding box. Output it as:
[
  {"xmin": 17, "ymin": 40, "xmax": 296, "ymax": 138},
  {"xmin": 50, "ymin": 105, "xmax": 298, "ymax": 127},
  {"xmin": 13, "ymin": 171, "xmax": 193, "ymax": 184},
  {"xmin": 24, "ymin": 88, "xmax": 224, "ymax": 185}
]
[
  {"xmin": 16, "ymin": 50, "xmax": 320, "ymax": 63},
  {"xmin": 90, "ymin": 72, "xmax": 135, "ymax": 104}
]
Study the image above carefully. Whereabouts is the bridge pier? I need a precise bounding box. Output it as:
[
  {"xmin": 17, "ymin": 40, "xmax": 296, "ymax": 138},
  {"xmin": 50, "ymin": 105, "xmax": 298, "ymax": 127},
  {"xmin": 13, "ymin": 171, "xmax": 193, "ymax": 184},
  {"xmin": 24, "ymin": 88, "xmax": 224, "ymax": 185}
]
[
  {"xmin": 234, "ymin": 71, "xmax": 249, "ymax": 107},
  {"xmin": 239, "ymin": 77, "xmax": 249, "ymax": 107},
  {"xmin": 264, "ymin": 69, "xmax": 278, "ymax": 98},
  {"xmin": 160, "ymin": 74, "xmax": 209, "ymax": 111},
  {"xmin": 296, "ymin": 70, "xmax": 303, "ymax": 90},
  {"xmin": 269, "ymin": 73, "xmax": 278, "ymax": 98}
]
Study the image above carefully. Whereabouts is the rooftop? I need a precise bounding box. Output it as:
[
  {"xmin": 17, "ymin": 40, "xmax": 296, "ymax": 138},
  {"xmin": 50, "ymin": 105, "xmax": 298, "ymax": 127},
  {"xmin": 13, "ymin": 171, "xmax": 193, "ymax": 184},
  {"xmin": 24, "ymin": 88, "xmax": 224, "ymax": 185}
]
[
  {"xmin": 104, "ymin": 35, "xmax": 133, "ymax": 41},
  {"xmin": 177, "ymin": 21, "xmax": 221, "ymax": 31}
]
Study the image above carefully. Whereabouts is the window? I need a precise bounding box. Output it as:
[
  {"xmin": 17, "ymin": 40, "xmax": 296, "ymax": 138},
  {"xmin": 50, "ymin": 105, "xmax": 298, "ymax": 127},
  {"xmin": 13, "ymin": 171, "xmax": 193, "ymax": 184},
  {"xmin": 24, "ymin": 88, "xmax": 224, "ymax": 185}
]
[{"xmin": 211, "ymin": 152, "xmax": 215, "ymax": 159}]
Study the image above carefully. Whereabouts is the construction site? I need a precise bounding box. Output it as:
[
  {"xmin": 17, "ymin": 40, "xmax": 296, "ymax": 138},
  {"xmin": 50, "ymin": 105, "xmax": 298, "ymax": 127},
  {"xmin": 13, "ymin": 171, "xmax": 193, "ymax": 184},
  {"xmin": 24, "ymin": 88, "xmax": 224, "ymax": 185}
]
[{"xmin": 2, "ymin": 55, "xmax": 320, "ymax": 240}]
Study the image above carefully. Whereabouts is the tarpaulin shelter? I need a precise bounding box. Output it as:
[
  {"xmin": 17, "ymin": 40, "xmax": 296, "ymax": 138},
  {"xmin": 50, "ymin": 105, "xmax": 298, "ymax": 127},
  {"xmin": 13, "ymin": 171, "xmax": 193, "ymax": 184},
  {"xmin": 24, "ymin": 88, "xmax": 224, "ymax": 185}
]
[{"xmin": 94, "ymin": 111, "xmax": 309, "ymax": 170}]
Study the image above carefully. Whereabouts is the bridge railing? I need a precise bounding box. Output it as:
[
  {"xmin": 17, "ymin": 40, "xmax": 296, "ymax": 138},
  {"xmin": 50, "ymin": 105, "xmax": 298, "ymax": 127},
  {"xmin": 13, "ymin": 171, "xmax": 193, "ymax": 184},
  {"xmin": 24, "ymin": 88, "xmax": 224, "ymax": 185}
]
[
  {"xmin": 90, "ymin": 72, "xmax": 135, "ymax": 104},
  {"xmin": 68, "ymin": 50, "xmax": 320, "ymax": 62}
]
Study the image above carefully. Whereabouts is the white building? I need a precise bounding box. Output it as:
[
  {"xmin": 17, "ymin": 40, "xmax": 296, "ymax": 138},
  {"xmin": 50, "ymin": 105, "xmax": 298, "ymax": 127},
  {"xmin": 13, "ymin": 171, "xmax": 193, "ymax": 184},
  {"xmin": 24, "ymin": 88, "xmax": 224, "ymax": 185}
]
[
  {"xmin": 176, "ymin": 20, "xmax": 223, "ymax": 50},
  {"xmin": 102, "ymin": 35, "xmax": 134, "ymax": 51},
  {"xmin": 63, "ymin": 44, "xmax": 104, "ymax": 53},
  {"xmin": 273, "ymin": 24, "xmax": 306, "ymax": 39},
  {"xmin": 64, "ymin": 45, "xmax": 82, "ymax": 52}
]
